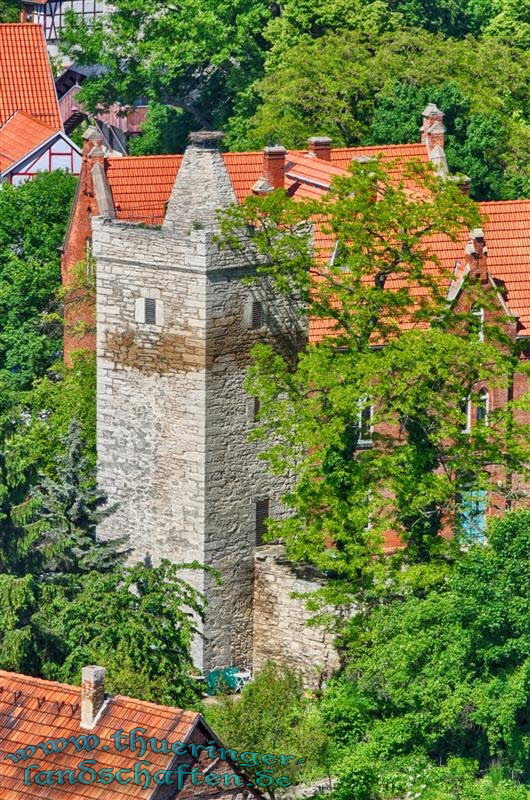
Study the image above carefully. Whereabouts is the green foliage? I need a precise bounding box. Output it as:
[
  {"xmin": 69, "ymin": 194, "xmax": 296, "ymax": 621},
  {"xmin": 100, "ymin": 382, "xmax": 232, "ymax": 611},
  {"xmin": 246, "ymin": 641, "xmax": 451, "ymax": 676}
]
[
  {"xmin": 205, "ymin": 662, "xmax": 332, "ymax": 790},
  {"xmin": 12, "ymin": 419, "xmax": 128, "ymax": 578},
  {"xmin": 0, "ymin": 0, "xmax": 19, "ymax": 21},
  {"xmin": 128, "ymin": 102, "xmax": 195, "ymax": 156},
  {"xmin": 219, "ymin": 159, "xmax": 529, "ymax": 617},
  {"xmin": 341, "ymin": 511, "xmax": 530, "ymax": 777},
  {"xmin": 0, "ymin": 559, "xmax": 206, "ymax": 707},
  {"xmin": 0, "ymin": 172, "xmax": 77, "ymax": 390},
  {"xmin": 60, "ymin": 0, "xmax": 273, "ymax": 134}
]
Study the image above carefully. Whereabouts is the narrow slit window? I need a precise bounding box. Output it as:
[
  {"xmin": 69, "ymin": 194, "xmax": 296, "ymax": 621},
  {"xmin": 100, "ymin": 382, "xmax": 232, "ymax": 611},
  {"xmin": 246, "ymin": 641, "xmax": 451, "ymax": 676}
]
[
  {"xmin": 471, "ymin": 305, "xmax": 485, "ymax": 342},
  {"xmin": 253, "ymin": 397, "xmax": 261, "ymax": 421},
  {"xmin": 358, "ymin": 399, "xmax": 373, "ymax": 443},
  {"xmin": 476, "ymin": 388, "xmax": 489, "ymax": 424},
  {"xmin": 460, "ymin": 396, "xmax": 471, "ymax": 433},
  {"xmin": 251, "ymin": 301, "xmax": 264, "ymax": 329},
  {"xmin": 255, "ymin": 498, "xmax": 269, "ymax": 546},
  {"xmin": 145, "ymin": 298, "xmax": 157, "ymax": 325}
]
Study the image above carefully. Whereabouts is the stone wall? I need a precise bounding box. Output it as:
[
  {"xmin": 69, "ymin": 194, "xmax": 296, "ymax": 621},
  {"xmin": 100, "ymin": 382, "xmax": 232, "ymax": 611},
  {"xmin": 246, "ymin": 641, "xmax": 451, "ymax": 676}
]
[
  {"xmin": 253, "ymin": 545, "xmax": 340, "ymax": 688},
  {"xmin": 93, "ymin": 136, "xmax": 307, "ymax": 673}
]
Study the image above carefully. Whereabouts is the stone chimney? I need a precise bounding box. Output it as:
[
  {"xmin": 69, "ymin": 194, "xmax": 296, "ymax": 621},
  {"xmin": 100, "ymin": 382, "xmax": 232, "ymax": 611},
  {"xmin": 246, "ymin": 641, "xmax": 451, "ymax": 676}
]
[
  {"xmin": 263, "ymin": 145, "xmax": 286, "ymax": 189},
  {"xmin": 421, "ymin": 103, "xmax": 446, "ymax": 153},
  {"xmin": 465, "ymin": 228, "xmax": 488, "ymax": 284},
  {"xmin": 307, "ymin": 136, "xmax": 332, "ymax": 161},
  {"xmin": 81, "ymin": 665, "xmax": 107, "ymax": 728},
  {"xmin": 163, "ymin": 130, "xmax": 236, "ymax": 232}
]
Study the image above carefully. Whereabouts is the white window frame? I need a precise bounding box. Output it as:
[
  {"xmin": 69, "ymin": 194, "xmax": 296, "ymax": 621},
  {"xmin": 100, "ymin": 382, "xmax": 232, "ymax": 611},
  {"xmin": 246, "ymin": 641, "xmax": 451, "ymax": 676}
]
[
  {"xmin": 472, "ymin": 306, "xmax": 484, "ymax": 342},
  {"xmin": 476, "ymin": 388, "xmax": 489, "ymax": 425},
  {"xmin": 358, "ymin": 398, "xmax": 373, "ymax": 445}
]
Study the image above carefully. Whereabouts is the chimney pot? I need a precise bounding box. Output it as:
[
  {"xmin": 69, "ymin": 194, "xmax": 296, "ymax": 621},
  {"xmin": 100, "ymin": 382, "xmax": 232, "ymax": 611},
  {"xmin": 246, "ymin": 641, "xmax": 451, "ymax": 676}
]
[
  {"xmin": 421, "ymin": 103, "xmax": 446, "ymax": 152},
  {"xmin": 263, "ymin": 145, "xmax": 287, "ymax": 189},
  {"xmin": 81, "ymin": 665, "xmax": 106, "ymax": 728},
  {"xmin": 188, "ymin": 130, "xmax": 225, "ymax": 150},
  {"xmin": 307, "ymin": 136, "xmax": 332, "ymax": 161},
  {"xmin": 466, "ymin": 229, "xmax": 488, "ymax": 283}
]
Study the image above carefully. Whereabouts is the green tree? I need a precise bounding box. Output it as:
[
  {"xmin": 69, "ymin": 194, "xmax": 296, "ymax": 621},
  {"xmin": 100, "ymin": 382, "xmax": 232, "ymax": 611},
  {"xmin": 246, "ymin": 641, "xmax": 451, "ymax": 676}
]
[
  {"xmin": 0, "ymin": 560, "xmax": 206, "ymax": 706},
  {"xmin": 0, "ymin": 0, "xmax": 19, "ymax": 21},
  {"xmin": 12, "ymin": 419, "xmax": 128, "ymax": 578},
  {"xmin": 59, "ymin": 0, "xmax": 275, "ymax": 136},
  {"xmin": 340, "ymin": 511, "xmax": 530, "ymax": 777},
  {"xmin": 218, "ymin": 158, "xmax": 530, "ymax": 620},
  {"xmin": 0, "ymin": 172, "xmax": 77, "ymax": 390},
  {"xmin": 485, "ymin": 0, "xmax": 530, "ymax": 50},
  {"xmin": 205, "ymin": 662, "xmax": 331, "ymax": 793},
  {"xmin": 238, "ymin": 28, "xmax": 530, "ymax": 201}
]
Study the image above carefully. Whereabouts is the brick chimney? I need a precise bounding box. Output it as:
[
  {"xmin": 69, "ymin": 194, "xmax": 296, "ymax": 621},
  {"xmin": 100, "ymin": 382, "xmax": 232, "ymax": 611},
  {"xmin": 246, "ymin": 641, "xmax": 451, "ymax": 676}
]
[
  {"xmin": 307, "ymin": 136, "xmax": 332, "ymax": 161},
  {"xmin": 81, "ymin": 665, "xmax": 107, "ymax": 728},
  {"xmin": 465, "ymin": 228, "xmax": 488, "ymax": 284},
  {"xmin": 421, "ymin": 103, "xmax": 445, "ymax": 153},
  {"xmin": 264, "ymin": 145, "xmax": 286, "ymax": 189}
]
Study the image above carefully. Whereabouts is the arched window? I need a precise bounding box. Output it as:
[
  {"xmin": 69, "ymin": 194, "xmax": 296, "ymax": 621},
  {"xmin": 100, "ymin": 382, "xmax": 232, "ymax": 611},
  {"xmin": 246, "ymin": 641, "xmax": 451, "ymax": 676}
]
[{"xmin": 476, "ymin": 388, "xmax": 489, "ymax": 424}]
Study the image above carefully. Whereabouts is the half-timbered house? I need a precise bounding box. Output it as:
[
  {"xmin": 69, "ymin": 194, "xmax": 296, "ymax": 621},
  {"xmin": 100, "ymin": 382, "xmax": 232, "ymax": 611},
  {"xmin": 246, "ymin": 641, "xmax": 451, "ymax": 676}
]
[
  {"xmin": 0, "ymin": 22, "xmax": 81, "ymax": 184},
  {"xmin": 20, "ymin": 0, "xmax": 108, "ymax": 54}
]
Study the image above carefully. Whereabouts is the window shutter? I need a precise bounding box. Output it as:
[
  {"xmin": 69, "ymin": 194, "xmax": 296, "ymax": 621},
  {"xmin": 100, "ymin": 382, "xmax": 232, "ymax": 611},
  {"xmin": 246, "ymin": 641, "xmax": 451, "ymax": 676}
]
[
  {"xmin": 251, "ymin": 301, "xmax": 264, "ymax": 329},
  {"xmin": 255, "ymin": 499, "xmax": 269, "ymax": 546},
  {"xmin": 145, "ymin": 298, "xmax": 157, "ymax": 325}
]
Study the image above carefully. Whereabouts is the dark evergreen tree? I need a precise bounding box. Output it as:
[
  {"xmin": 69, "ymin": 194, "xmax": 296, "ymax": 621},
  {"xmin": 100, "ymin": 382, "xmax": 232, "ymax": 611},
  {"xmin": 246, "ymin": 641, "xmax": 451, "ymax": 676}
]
[{"xmin": 15, "ymin": 419, "xmax": 129, "ymax": 577}]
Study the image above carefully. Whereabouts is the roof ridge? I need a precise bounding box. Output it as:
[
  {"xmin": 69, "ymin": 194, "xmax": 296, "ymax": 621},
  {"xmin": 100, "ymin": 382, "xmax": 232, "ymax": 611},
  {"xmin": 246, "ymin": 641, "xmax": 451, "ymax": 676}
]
[{"xmin": 0, "ymin": 669, "xmax": 200, "ymax": 718}]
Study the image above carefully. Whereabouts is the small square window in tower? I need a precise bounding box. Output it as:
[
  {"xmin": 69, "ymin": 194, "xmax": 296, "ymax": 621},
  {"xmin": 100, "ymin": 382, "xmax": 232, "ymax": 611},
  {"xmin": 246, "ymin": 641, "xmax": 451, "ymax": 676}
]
[
  {"xmin": 251, "ymin": 300, "xmax": 264, "ymax": 329},
  {"xmin": 255, "ymin": 498, "xmax": 270, "ymax": 546},
  {"xmin": 145, "ymin": 298, "xmax": 157, "ymax": 325}
]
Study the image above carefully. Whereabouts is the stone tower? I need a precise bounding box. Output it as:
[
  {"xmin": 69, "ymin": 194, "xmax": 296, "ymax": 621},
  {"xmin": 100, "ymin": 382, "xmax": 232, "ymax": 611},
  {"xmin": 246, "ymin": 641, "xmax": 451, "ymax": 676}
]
[{"xmin": 93, "ymin": 132, "xmax": 305, "ymax": 672}]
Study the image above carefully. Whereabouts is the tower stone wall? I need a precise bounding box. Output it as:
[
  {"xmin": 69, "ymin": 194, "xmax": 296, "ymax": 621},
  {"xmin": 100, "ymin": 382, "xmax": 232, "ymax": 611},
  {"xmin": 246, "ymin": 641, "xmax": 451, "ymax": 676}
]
[{"xmin": 93, "ymin": 136, "xmax": 306, "ymax": 672}]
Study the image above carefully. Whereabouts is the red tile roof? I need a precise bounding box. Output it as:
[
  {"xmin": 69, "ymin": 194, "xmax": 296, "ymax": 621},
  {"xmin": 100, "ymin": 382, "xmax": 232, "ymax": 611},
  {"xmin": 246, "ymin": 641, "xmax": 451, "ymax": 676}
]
[
  {"xmin": 0, "ymin": 111, "xmax": 56, "ymax": 172},
  {"xmin": 0, "ymin": 669, "xmax": 200, "ymax": 799},
  {"xmin": 309, "ymin": 199, "xmax": 530, "ymax": 341},
  {"xmin": 99, "ymin": 145, "xmax": 530, "ymax": 341},
  {"xmin": 0, "ymin": 24, "xmax": 62, "ymax": 130},
  {"xmin": 105, "ymin": 155, "xmax": 182, "ymax": 225},
  {"xmin": 103, "ymin": 144, "xmax": 423, "ymax": 226}
]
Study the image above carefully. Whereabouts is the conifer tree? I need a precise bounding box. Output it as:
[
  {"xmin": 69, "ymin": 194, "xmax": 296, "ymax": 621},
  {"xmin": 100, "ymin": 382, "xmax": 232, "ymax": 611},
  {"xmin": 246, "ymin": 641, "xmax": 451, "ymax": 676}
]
[{"xmin": 14, "ymin": 419, "xmax": 129, "ymax": 578}]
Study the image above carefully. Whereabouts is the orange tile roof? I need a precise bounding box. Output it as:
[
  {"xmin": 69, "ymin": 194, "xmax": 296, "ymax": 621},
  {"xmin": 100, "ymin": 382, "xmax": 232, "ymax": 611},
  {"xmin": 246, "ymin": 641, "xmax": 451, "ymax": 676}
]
[
  {"xmin": 309, "ymin": 199, "xmax": 530, "ymax": 341},
  {"xmin": 329, "ymin": 142, "xmax": 428, "ymax": 170},
  {"xmin": 99, "ymin": 146, "xmax": 530, "ymax": 341},
  {"xmin": 103, "ymin": 144, "xmax": 422, "ymax": 226},
  {"xmin": 105, "ymin": 155, "xmax": 182, "ymax": 225},
  {"xmin": 0, "ymin": 669, "xmax": 200, "ymax": 799},
  {"xmin": 0, "ymin": 111, "xmax": 56, "ymax": 172},
  {"xmin": 0, "ymin": 24, "xmax": 62, "ymax": 130}
]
